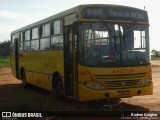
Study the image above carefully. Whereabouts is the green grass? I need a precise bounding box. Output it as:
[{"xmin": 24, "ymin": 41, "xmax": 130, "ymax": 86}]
[
  {"xmin": 151, "ymin": 55, "xmax": 160, "ymax": 60},
  {"xmin": 0, "ymin": 56, "xmax": 10, "ymax": 67}
]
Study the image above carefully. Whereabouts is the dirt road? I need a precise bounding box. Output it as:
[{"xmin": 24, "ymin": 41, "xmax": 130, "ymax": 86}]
[{"xmin": 0, "ymin": 62, "xmax": 160, "ymax": 120}]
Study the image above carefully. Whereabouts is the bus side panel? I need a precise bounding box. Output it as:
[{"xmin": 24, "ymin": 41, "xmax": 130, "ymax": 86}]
[
  {"xmin": 40, "ymin": 51, "xmax": 64, "ymax": 75},
  {"xmin": 19, "ymin": 51, "xmax": 41, "ymax": 85},
  {"xmin": 20, "ymin": 50, "xmax": 64, "ymax": 91},
  {"xmin": 26, "ymin": 71, "xmax": 52, "ymax": 91},
  {"xmin": 21, "ymin": 52, "xmax": 41, "ymax": 72},
  {"xmin": 39, "ymin": 51, "xmax": 64, "ymax": 91}
]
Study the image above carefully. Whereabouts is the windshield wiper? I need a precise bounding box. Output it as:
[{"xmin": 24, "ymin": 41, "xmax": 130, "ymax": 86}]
[
  {"xmin": 123, "ymin": 23, "xmax": 136, "ymax": 37},
  {"xmin": 103, "ymin": 23, "xmax": 118, "ymax": 51}
]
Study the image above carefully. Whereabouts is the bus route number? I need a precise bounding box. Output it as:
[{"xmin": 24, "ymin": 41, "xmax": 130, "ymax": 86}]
[{"xmin": 86, "ymin": 9, "xmax": 103, "ymax": 16}]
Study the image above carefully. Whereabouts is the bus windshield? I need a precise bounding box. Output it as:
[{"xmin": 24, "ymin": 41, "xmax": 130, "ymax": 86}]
[{"xmin": 79, "ymin": 22, "xmax": 150, "ymax": 67}]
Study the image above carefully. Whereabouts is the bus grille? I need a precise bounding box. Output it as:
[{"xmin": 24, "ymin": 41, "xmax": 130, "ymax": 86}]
[
  {"xmin": 94, "ymin": 73, "xmax": 146, "ymax": 89},
  {"xmin": 104, "ymin": 79, "xmax": 140, "ymax": 89}
]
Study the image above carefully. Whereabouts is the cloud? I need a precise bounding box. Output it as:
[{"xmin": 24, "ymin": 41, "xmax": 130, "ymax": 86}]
[{"xmin": 0, "ymin": 10, "xmax": 23, "ymax": 20}]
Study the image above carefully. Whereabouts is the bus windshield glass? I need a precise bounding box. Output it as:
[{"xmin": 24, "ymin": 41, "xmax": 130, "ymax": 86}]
[{"xmin": 79, "ymin": 22, "xmax": 149, "ymax": 67}]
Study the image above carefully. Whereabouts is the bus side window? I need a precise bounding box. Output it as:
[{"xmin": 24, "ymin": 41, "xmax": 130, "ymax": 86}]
[
  {"xmin": 24, "ymin": 30, "xmax": 31, "ymax": 51},
  {"xmin": 40, "ymin": 23, "xmax": 50, "ymax": 50},
  {"xmin": 11, "ymin": 34, "xmax": 15, "ymax": 52},
  {"xmin": 31, "ymin": 27, "xmax": 39, "ymax": 51},
  {"xmin": 19, "ymin": 32, "xmax": 24, "ymax": 51},
  {"xmin": 51, "ymin": 20, "xmax": 63, "ymax": 50}
]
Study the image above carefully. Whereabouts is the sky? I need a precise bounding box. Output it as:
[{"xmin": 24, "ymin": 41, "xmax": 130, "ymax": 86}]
[{"xmin": 0, "ymin": 0, "xmax": 159, "ymax": 50}]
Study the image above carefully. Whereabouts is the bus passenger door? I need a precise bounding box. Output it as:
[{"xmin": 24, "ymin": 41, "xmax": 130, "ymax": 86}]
[
  {"xmin": 11, "ymin": 33, "xmax": 20, "ymax": 79},
  {"xmin": 64, "ymin": 24, "xmax": 78, "ymax": 98}
]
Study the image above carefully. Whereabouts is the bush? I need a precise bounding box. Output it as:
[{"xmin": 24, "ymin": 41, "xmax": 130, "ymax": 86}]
[{"xmin": 0, "ymin": 56, "xmax": 10, "ymax": 67}]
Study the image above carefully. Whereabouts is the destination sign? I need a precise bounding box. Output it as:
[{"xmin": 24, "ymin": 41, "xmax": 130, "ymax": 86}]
[{"xmin": 82, "ymin": 6, "xmax": 148, "ymax": 22}]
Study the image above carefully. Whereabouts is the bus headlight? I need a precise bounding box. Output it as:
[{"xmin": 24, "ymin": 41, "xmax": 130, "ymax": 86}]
[
  {"xmin": 87, "ymin": 82, "xmax": 94, "ymax": 88},
  {"xmin": 86, "ymin": 81, "xmax": 105, "ymax": 89},
  {"xmin": 95, "ymin": 83, "xmax": 101, "ymax": 89},
  {"xmin": 140, "ymin": 80, "xmax": 150, "ymax": 87}
]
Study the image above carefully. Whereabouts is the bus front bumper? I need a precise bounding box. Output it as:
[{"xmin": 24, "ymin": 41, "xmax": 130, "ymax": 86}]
[{"xmin": 78, "ymin": 82, "xmax": 153, "ymax": 101}]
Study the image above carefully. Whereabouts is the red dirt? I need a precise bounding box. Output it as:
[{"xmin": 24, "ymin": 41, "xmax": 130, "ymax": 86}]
[{"xmin": 0, "ymin": 61, "xmax": 160, "ymax": 120}]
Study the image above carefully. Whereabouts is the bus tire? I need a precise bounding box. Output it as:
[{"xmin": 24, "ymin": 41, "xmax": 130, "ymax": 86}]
[
  {"xmin": 21, "ymin": 69, "xmax": 29, "ymax": 88},
  {"xmin": 54, "ymin": 76, "xmax": 64, "ymax": 97}
]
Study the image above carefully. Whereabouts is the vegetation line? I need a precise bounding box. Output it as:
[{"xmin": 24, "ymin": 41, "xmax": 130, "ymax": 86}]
[{"xmin": 0, "ymin": 56, "xmax": 10, "ymax": 67}]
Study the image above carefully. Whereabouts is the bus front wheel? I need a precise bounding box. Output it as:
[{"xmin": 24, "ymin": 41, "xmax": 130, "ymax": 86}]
[
  {"xmin": 54, "ymin": 76, "xmax": 64, "ymax": 97},
  {"xmin": 21, "ymin": 69, "xmax": 29, "ymax": 88}
]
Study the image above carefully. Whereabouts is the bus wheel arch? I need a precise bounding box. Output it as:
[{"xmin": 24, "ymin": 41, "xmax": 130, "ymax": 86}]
[{"xmin": 52, "ymin": 72, "xmax": 64, "ymax": 97}]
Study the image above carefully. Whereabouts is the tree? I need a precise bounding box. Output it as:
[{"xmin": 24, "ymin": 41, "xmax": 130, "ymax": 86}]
[
  {"xmin": 0, "ymin": 40, "xmax": 11, "ymax": 57},
  {"xmin": 151, "ymin": 49, "xmax": 159, "ymax": 57}
]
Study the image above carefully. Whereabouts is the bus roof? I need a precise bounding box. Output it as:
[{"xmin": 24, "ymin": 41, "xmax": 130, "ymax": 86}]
[{"xmin": 11, "ymin": 4, "xmax": 148, "ymax": 34}]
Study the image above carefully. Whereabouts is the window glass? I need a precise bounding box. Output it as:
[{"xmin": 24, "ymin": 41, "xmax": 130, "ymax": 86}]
[
  {"xmin": 11, "ymin": 35, "xmax": 15, "ymax": 52},
  {"xmin": 11, "ymin": 34, "xmax": 15, "ymax": 45},
  {"xmin": 40, "ymin": 38, "xmax": 50, "ymax": 50},
  {"xmin": 134, "ymin": 31, "xmax": 146, "ymax": 48},
  {"xmin": 24, "ymin": 41, "xmax": 30, "ymax": 51},
  {"xmin": 51, "ymin": 35, "xmax": 63, "ymax": 50},
  {"xmin": 85, "ymin": 30, "xmax": 109, "ymax": 47},
  {"xmin": 19, "ymin": 32, "xmax": 24, "ymax": 50},
  {"xmin": 54, "ymin": 20, "xmax": 61, "ymax": 34},
  {"xmin": 19, "ymin": 42, "xmax": 23, "ymax": 51},
  {"xmin": 32, "ymin": 27, "xmax": 39, "ymax": 39},
  {"xmin": 20, "ymin": 32, "xmax": 24, "ymax": 42},
  {"xmin": 80, "ymin": 23, "xmax": 149, "ymax": 67},
  {"xmin": 31, "ymin": 40, "xmax": 39, "ymax": 51},
  {"xmin": 25, "ymin": 30, "xmax": 30, "ymax": 40},
  {"xmin": 42, "ymin": 24, "xmax": 50, "ymax": 37}
]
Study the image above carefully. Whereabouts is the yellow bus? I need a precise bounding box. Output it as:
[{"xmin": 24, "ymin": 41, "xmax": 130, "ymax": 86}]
[{"xmin": 10, "ymin": 4, "xmax": 153, "ymax": 101}]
